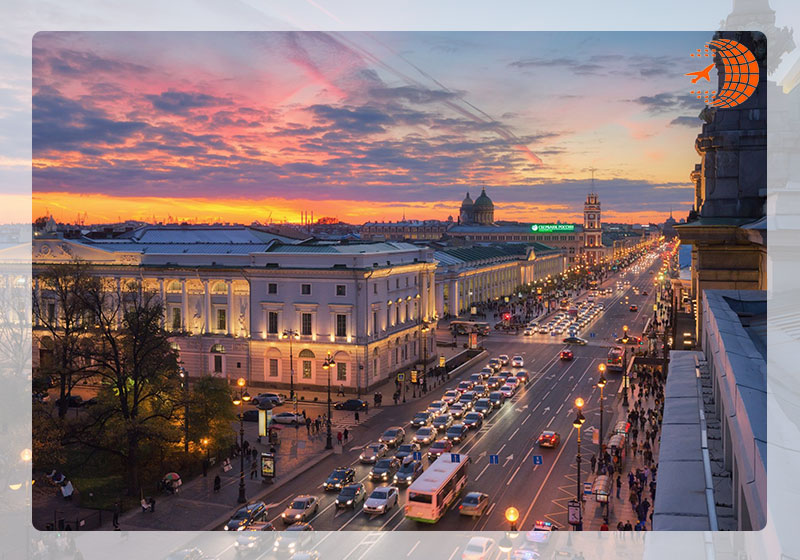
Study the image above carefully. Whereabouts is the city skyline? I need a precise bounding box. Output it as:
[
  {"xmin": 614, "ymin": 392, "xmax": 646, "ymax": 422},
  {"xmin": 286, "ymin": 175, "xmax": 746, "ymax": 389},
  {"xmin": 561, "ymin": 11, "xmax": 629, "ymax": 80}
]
[{"xmin": 33, "ymin": 31, "xmax": 706, "ymax": 225}]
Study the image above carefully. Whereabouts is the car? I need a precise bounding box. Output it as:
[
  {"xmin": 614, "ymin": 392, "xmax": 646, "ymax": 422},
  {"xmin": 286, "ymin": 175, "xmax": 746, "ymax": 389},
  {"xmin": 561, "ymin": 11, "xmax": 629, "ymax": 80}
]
[
  {"xmin": 526, "ymin": 520, "xmax": 556, "ymax": 544},
  {"xmin": 514, "ymin": 370, "xmax": 530, "ymax": 384},
  {"xmin": 641, "ymin": 291, "xmax": 648, "ymax": 296},
  {"xmin": 449, "ymin": 402, "xmax": 467, "ymax": 418},
  {"xmin": 379, "ymin": 427, "xmax": 405, "ymax": 447},
  {"xmin": 413, "ymin": 426, "xmax": 438, "ymax": 445},
  {"xmin": 240, "ymin": 409, "xmax": 260, "ymax": 422},
  {"xmin": 562, "ymin": 336, "xmax": 588, "ymax": 345},
  {"xmin": 560, "ymin": 350, "xmax": 574, "ymax": 361},
  {"xmin": 473, "ymin": 384, "xmax": 488, "ymax": 397},
  {"xmin": 511, "ymin": 356, "xmax": 524, "ymax": 368},
  {"xmin": 334, "ymin": 399, "xmax": 368, "ymax": 411},
  {"xmin": 393, "ymin": 459, "xmax": 424, "ymax": 485},
  {"xmin": 323, "ymin": 467, "xmax": 355, "ymax": 491},
  {"xmin": 427, "ymin": 400, "xmax": 449, "ymax": 415},
  {"xmin": 164, "ymin": 548, "xmax": 209, "ymax": 560},
  {"xmin": 272, "ymin": 412, "xmax": 304, "ymax": 424},
  {"xmin": 456, "ymin": 381, "xmax": 473, "ymax": 394},
  {"xmin": 499, "ymin": 384, "xmax": 515, "ymax": 398},
  {"xmin": 463, "ymin": 412, "xmax": 483, "ymax": 429},
  {"xmin": 462, "ymin": 537, "xmax": 495, "ymax": 560},
  {"xmin": 233, "ymin": 522, "xmax": 276, "ymax": 556},
  {"xmin": 473, "ymin": 399, "xmax": 492, "ymax": 417},
  {"xmin": 442, "ymin": 390, "xmax": 460, "ymax": 404},
  {"xmin": 363, "ymin": 485, "xmax": 399, "ymax": 514},
  {"xmin": 394, "ymin": 442, "xmax": 421, "ymax": 461},
  {"xmin": 369, "ymin": 457, "xmax": 401, "ymax": 481},
  {"xmin": 629, "ymin": 304, "xmax": 638, "ymax": 312},
  {"xmin": 411, "ymin": 411, "xmax": 433, "ymax": 427},
  {"xmin": 427, "ymin": 438, "xmax": 453, "ymax": 460},
  {"xmin": 488, "ymin": 391, "xmax": 506, "ymax": 408},
  {"xmin": 251, "ymin": 392, "xmax": 284, "ymax": 407},
  {"xmin": 458, "ymin": 392, "xmax": 477, "ymax": 407},
  {"xmin": 335, "ymin": 483, "xmax": 366, "ymax": 509},
  {"xmin": 498, "ymin": 355, "xmax": 510, "ymax": 366},
  {"xmin": 445, "ymin": 423, "xmax": 469, "ymax": 443},
  {"xmin": 359, "ymin": 442, "xmax": 388, "ymax": 463},
  {"xmin": 505, "ymin": 376, "xmax": 520, "ymax": 389},
  {"xmin": 523, "ymin": 327, "xmax": 535, "ymax": 336},
  {"xmin": 469, "ymin": 373, "xmax": 484, "ymax": 384},
  {"xmin": 538, "ymin": 431, "xmax": 561, "ymax": 448},
  {"xmin": 479, "ymin": 367, "xmax": 494, "ymax": 378},
  {"xmin": 459, "ymin": 492, "xmax": 490, "ymax": 517},
  {"xmin": 225, "ymin": 501, "xmax": 269, "ymax": 531},
  {"xmin": 488, "ymin": 358, "xmax": 502, "ymax": 371},
  {"xmin": 273, "ymin": 524, "xmax": 314, "ymax": 554},
  {"xmin": 432, "ymin": 414, "xmax": 454, "ymax": 431},
  {"xmin": 281, "ymin": 496, "xmax": 318, "ymax": 524},
  {"xmin": 486, "ymin": 376, "xmax": 502, "ymax": 390}
]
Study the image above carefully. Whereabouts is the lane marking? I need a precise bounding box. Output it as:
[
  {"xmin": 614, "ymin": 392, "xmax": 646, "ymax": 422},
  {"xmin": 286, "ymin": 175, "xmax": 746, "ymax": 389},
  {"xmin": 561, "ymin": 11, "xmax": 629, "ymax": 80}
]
[
  {"xmin": 407, "ymin": 540, "xmax": 420, "ymax": 556},
  {"xmin": 555, "ymin": 403, "xmax": 564, "ymax": 415},
  {"xmin": 475, "ymin": 462, "xmax": 491, "ymax": 481},
  {"xmin": 447, "ymin": 546, "xmax": 460, "ymax": 560},
  {"xmin": 506, "ymin": 464, "xmax": 522, "ymax": 486},
  {"xmin": 520, "ymin": 426, "xmax": 575, "ymax": 528},
  {"xmin": 546, "ymin": 415, "xmax": 556, "ymax": 428},
  {"xmin": 486, "ymin": 502, "xmax": 496, "ymax": 517},
  {"xmin": 509, "ymin": 427, "xmax": 520, "ymax": 440},
  {"xmin": 521, "ymin": 414, "xmax": 530, "ymax": 426}
]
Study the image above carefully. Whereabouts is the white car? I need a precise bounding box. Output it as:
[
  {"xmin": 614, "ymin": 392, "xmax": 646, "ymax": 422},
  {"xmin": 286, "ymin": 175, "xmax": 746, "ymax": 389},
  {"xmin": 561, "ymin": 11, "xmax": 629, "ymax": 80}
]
[
  {"xmin": 511, "ymin": 356, "xmax": 524, "ymax": 368},
  {"xmin": 427, "ymin": 400, "xmax": 449, "ymax": 415},
  {"xmin": 462, "ymin": 537, "xmax": 495, "ymax": 560},
  {"xmin": 363, "ymin": 486, "xmax": 398, "ymax": 515},
  {"xmin": 499, "ymin": 384, "xmax": 515, "ymax": 398},
  {"xmin": 498, "ymin": 355, "xmax": 510, "ymax": 366},
  {"xmin": 272, "ymin": 412, "xmax": 304, "ymax": 424},
  {"xmin": 523, "ymin": 327, "xmax": 534, "ymax": 336}
]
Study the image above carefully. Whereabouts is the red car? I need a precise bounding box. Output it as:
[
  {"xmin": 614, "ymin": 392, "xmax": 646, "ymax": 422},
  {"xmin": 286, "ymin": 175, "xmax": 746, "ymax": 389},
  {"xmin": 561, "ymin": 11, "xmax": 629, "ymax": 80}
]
[
  {"xmin": 629, "ymin": 305, "xmax": 638, "ymax": 312},
  {"xmin": 560, "ymin": 350, "xmax": 573, "ymax": 361},
  {"xmin": 538, "ymin": 431, "xmax": 561, "ymax": 448}
]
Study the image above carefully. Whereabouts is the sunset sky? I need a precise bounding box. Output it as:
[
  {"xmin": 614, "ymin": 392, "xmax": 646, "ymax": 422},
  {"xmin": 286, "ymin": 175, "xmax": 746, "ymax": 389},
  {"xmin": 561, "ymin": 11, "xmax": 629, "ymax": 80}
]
[{"xmin": 32, "ymin": 31, "xmax": 710, "ymax": 225}]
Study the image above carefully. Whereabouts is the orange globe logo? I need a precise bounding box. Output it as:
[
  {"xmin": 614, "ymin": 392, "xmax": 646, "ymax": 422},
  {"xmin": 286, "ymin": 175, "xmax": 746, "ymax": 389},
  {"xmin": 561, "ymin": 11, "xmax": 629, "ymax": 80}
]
[{"xmin": 686, "ymin": 39, "xmax": 759, "ymax": 108}]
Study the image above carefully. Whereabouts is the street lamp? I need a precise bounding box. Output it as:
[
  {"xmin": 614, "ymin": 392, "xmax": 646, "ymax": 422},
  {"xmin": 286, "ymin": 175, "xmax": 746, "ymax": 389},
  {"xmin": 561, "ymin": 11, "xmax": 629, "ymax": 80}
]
[
  {"xmin": 322, "ymin": 353, "xmax": 336, "ymax": 450},
  {"xmin": 572, "ymin": 397, "xmax": 586, "ymax": 531},
  {"xmin": 281, "ymin": 329, "xmax": 300, "ymax": 401},
  {"xmin": 420, "ymin": 320, "xmax": 430, "ymax": 390},
  {"xmin": 505, "ymin": 506, "xmax": 519, "ymax": 531},
  {"xmin": 597, "ymin": 365, "xmax": 607, "ymax": 452},
  {"xmin": 232, "ymin": 377, "xmax": 251, "ymax": 503},
  {"xmin": 178, "ymin": 364, "xmax": 189, "ymax": 455},
  {"xmin": 622, "ymin": 347, "xmax": 630, "ymax": 407}
]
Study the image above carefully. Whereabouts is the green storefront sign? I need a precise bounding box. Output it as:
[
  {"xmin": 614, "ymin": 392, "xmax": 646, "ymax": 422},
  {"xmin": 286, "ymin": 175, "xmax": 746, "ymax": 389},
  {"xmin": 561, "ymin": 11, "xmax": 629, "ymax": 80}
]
[{"xmin": 530, "ymin": 223, "xmax": 575, "ymax": 233}]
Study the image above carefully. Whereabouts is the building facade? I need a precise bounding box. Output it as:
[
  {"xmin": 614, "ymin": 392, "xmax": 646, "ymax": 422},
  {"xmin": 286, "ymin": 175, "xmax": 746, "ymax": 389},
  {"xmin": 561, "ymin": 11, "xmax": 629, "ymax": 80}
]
[{"xmin": 32, "ymin": 226, "xmax": 438, "ymax": 393}]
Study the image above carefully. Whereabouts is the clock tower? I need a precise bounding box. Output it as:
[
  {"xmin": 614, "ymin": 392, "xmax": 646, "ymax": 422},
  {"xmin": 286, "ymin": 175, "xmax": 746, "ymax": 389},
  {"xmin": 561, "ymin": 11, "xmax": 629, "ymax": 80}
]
[{"xmin": 583, "ymin": 191, "xmax": 602, "ymax": 265}]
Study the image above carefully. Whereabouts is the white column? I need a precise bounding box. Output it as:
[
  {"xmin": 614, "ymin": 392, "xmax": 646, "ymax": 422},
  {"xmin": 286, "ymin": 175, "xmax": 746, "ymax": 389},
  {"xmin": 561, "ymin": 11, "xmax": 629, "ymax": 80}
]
[
  {"xmin": 204, "ymin": 279, "xmax": 211, "ymax": 334},
  {"xmin": 181, "ymin": 279, "xmax": 188, "ymax": 331},
  {"xmin": 226, "ymin": 279, "xmax": 234, "ymax": 336},
  {"xmin": 159, "ymin": 279, "xmax": 167, "ymax": 329}
]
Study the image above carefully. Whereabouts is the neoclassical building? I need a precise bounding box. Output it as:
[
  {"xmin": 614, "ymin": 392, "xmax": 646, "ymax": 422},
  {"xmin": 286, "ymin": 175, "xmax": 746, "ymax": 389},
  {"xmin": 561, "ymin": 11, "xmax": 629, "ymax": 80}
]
[{"xmin": 32, "ymin": 226, "xmax": 438, "ymax": 393}]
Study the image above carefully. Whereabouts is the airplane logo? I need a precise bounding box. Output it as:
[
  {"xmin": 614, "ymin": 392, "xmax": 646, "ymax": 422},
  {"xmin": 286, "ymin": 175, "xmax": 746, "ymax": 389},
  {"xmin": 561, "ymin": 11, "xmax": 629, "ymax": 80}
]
[{"xmin": 685, "ymin": 63, "xmax": 715, "ymax": 83}]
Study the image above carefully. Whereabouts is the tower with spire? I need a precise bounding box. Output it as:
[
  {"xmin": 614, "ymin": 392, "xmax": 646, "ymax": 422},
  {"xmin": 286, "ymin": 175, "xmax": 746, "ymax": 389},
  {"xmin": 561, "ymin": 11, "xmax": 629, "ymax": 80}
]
[{"xmin": 583, "ymin": 170, "xmax": 602, "ymax": 264}]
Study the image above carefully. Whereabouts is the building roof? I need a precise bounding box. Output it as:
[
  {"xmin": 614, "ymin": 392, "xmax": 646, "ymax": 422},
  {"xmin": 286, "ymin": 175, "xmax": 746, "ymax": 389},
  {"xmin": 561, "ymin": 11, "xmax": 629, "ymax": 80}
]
[
  {"xmin": 115, "ymin": 225, "xmax": 301, "ymax": 245},
  {"xmin": 460, "ymin": 192, "xmax": 473, "ymax": 209},
  {"xmin": 267, "ymin": 241, "xmax": 422, "ymax": 255},
  {"xmin": 449, "ymin": 223, "xmax": 582, "ymax": 234},
  {"xmin": 434, "ymin": 242, "xmax": 560, "ymax": 268}
]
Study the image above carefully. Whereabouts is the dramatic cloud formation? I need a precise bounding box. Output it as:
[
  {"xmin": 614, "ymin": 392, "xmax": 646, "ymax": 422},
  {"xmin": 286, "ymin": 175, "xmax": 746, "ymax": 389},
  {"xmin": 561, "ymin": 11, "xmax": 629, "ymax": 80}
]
[{"xmin": 32, "ymin": 31, "xmax": 707, "ymax": 224}]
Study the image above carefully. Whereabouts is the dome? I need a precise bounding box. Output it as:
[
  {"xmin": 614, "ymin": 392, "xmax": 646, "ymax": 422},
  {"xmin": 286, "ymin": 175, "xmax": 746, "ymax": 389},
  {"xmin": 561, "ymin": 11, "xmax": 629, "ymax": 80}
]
[
  {"xmin": 460, "ymin": 192, "xmax": 474, "ymax": 209},
  {"xmin": 473, "ymin": 188, "xmax": 493, "ymax": 210}
]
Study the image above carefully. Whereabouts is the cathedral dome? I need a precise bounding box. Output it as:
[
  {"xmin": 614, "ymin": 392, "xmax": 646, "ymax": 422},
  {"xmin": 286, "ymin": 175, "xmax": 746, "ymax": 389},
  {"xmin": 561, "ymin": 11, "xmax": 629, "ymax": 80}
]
[
  {"xmin": 460, "ymin": 192, "xmax": 474, "ymax": 210},
  {"xmin": 473, "ymin": 188, "xmax": 493, "ymax": 210}
]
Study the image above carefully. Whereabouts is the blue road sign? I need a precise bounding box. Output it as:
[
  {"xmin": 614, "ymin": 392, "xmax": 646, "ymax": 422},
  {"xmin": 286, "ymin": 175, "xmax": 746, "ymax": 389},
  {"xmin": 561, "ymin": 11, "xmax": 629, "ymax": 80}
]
[
  {"xmin": 590, "ymin": 332, "xmax": 596, "ymax": 338},
  {"xmin": 532, "ymin": 455, "xmax": 543, "ymax": 465},
  {"xmin": 584, "ymin": 481, "xmax": 593, "ymax": 495},
  {"xmin": 412, "ymin": 451, "xmax": 422, "ymax": 461},
  {"xmin": 489, "ymin": 454, "xmax": 499, "ymax": 465},
  {"xmin": 450, "ymin": 453, "xmax": 461, "ymax": 463},
  {"xmin": 612, "ymin": 333, "xmax": 617, "ymax": 339}
]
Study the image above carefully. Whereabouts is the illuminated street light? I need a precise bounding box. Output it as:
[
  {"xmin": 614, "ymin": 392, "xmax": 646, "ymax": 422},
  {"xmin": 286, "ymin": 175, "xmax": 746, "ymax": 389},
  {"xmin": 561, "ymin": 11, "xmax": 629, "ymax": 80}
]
[{"xmin": 505, "ymin": 506, "xmax": 519, "ymax": 531}]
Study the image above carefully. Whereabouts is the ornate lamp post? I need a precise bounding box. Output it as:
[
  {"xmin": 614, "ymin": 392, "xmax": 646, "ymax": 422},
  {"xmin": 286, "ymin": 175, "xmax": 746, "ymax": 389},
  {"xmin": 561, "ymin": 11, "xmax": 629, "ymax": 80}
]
[
  {"xmin": 622, "ymin": 346, "xmax": 630, "ymax": 407},
  {"xmin": 420, "ymin": 319, "xmax": 430, "ymax": 390},
  {"xmin": 178, "ymin": 364, "xmax": 189, "ymax": 455},
  {"xmin": 572, "ymin": 397, "xmax": 586, "ymax": 530},
  {"xmin": 232, "ymin": 378, "xmax": 251, "ymax": 503},
  {"xmin": 281, "ymin": 329, "xmax": 300, "ymax": 401},
  {"xmin": 322, "ymin": 352, "xmax": 336, "ymax": 450},
  {"xmin": 597, "ymin": 365, "xmax": 607, "ymax": 451}
]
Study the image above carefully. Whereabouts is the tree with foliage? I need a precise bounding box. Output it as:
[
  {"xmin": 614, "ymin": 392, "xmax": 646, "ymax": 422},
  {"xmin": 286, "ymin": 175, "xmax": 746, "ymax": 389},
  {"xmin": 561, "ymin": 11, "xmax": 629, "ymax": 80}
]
[
  {"xmin": 188, "ymin": 375, "xmax": 236, "ymax": 459},
  {"xmin": 32, "ymin": 261, "xmax": 95, "ymax": 419}
]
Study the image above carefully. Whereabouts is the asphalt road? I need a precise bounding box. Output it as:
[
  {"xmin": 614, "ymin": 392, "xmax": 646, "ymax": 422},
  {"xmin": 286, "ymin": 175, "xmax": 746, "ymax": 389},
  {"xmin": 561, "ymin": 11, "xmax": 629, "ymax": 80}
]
[{"xmin": 201, "ymin": 251, "xmax": 662, "ymax": 538}]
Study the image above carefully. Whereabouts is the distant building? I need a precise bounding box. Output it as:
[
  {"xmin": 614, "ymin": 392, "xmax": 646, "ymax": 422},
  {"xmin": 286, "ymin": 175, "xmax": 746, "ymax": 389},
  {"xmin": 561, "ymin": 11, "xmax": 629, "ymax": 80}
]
[{"xmin": 361, "ymin": 219, "xmax": 451, "ymax": 241}]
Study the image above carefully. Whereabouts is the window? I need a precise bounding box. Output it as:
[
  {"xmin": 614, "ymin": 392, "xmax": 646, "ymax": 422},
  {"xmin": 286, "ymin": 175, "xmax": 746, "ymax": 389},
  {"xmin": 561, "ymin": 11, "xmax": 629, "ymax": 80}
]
[
  {"xmin": 217, "ymin": 309, "xmax": 226, "ymax": 331},
  {"xmin": 301, "ymin": 284, "xmax": 311, "ymax": 295},
  {"xmin": 387, "ymin": 307, "xmax": 392, "ymax": 328},
  {"xmin": 302, "ymin": 360, "xmax": 312, "ymax": 378},
  {"xmin": 373, "ymin": 312, "xmax": 378, "ymax": 335},
  {"xmin": 336, "ymin": 284, "xmax": 346, "ymax": 296},
  {"xmin": 269, "ymin": 358, "xmax": 278, "ymax": 377},
  {"xmin": 267, "ymin": 311, "xmax": 278, "ymax": 334},
  {"xmin": 396, "ymin": 278, "xmax": 400, "ymax": 289},
  {"xmin": 394, "ymin": 348, "xmax": 399, "ymax": 364},
  {"xmin": 46, "ymin": 302, "xmax": 55, "ymax": 323},
  {"xmin": 336, "ymin": 314, "xmax": 347, "ymax": 337},
  {"xmin": 396, "ymin": 306, "xmax": 400, "ymax": 325},
  {"xmin": 336, "ymin": 362, "xmax": 346, "ymax": 381},
  {"xmin": 268, "ymin": 283, "xmax": 277, "ymax": 294},
  {"xmin": 214, "ymin": 354, "xmax": 223, "ymax": 373},
  {"xmin": 373, "ymin": 284, "xmax": 377, "ymax": 295},
  {"xmin": 405, "ymin": 277, "xmax": 409, "ymax": 287},
  {"xmin": 301, "ymin": 313, "xmax": 312, "ymax": 336},
  {"xmin": 171, "ymin": 307, "xmax": 181, "ymax": 330}
]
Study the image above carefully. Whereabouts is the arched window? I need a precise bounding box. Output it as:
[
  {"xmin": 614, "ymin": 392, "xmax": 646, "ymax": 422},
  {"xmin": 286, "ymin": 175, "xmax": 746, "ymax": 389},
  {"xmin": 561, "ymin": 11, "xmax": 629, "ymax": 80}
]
[
  {"xmin": 212, "ymin": 281, "xmax": 227, "ymax": 294},
  {"xmin": 299, "ymin": 349, "xmax": 315, "ymax": 379},
  {"xmin": 298, "ymin": 349, "xmax": 315, "ymax": 358},
  {"xmin": 167, "ymin": 280, "xmax": 182, "ymax": 293},
  {"xmin": 211, "ymin": 343, "xmax": 225, "ymax": 353}
]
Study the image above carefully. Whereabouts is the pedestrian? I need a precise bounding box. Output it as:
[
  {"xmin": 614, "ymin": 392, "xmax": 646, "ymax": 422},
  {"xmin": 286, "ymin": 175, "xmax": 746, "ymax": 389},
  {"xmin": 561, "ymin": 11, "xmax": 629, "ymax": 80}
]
[
  {"xmin": 305, "ymin": 416, "xmax": 311, "ymax": 435},
  {"xmin": 624, "ymin": 520, "xmax": 633, "ymax": 531},
  {"xmin": 112, "ymin": 501, "xmax": 120, "ymax": 529},
  {"xmin": 600, "ymin": 521, "xmax": 609, "ymax": 531},
  {"xmin": 590, "ymin": 454, "xmax": 597, "ymax": 474},
  {"xmin": 628, "ymin": 471, "xmax": 635, "ymax": 489},
  {"xmin": 629, "ymin": 491, "xmax": 638, "ymax": 511},
  {"xmin": 338, "ymin": 384, "xmax": 345, "ymax": 397},
  {"xmin": 148, "ymin": 496, "xmax": 156, "ymax": 513},
  {"xmin": 616, "ymin": 521, "xmax": 625, "ymax": 532},
  {"xmin": 344, "ymin": 428, "xmax": 349, "ymax": 442},
  {"xmin": 302, "ymin": 409, "xmax": 307, "ymax": 420},
  {"xmin": 337, "ymin": 431, "xmax": 343, "ymax": 445},
  {"xmin": 616, "ymin": 474, "xmax": 622, "ymax": 499},
  {"xmin": 213, "ymin": 475, "xmax": 221, "ymax": 493},
  {"xmin": 250, "ymin": 461, "xmax": 258, "ymax": 479},
  {"xmin": 315, "ymin": 417, "xmax": 321, "ymax": 433},
  {"xmin": 252, "ymin": 448, "xmax": 258, "ymax": 463}
]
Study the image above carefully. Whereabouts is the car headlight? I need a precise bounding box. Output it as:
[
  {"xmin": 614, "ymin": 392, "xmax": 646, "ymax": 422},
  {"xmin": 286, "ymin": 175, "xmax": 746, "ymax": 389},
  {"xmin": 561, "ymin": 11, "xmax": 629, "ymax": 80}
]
[
  {"xmin": 295, "ymin": 514, "xmax": 302, "ymax": 519},
  {"xmin": 347, "ymin": 499, "xmax": 353, "ymax": 504},
  {"xmin": 359, "ymin": 454, "xmax": 365, "ymax": 459},
  {"xmin": 224, "ymin": 526, "xmax": 230, "ymax": 531},
  {"xmin": 378, "ymin": 504, "xmax": 386, "ymax": 511},
  {"xmin": 237, "ymin": 526, "xmax": 245, "ymax": 531},
  {"xmin": 335, "ymin": 483, "xmax": 341, "ymax": 487},
  {"xmin": 281, "ymin": 513, "xmax": 286, "ymax": 518},
  {"xmin": 407, "ymin": 476, "xmax": 413, "ymax": 480},
  {"xmin": 382, "ymin": 473, "xmax": 388, "ymax": 479}
]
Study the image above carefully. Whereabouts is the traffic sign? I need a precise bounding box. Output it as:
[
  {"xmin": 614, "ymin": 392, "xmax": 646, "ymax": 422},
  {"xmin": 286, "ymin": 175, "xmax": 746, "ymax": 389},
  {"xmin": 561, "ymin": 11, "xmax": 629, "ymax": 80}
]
[
  {"xmin": 450, "ymin": 453, "xmax": 461, "ymax": 463},
  {"xmin": 412, "ymin": 451, "xmax": 422, "ymax": 461},
  {"xmin": 584, "ymin": 481, "xmax": 592, "ymax": 495},
  {"xmin": 532, "ymin": 455, "xmax": 543, "ymax": 465},
  {"xmin": 397, "ymin": 373, "xmax": 405, "ymax": 382},
  {"xmin": 489, "ymin": 454, "xmax": 499, "ymax": 465},
  {"xmin": 590, "ymin": 332, "xmax": 596, "ymax": 338}
]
